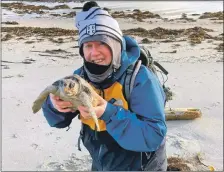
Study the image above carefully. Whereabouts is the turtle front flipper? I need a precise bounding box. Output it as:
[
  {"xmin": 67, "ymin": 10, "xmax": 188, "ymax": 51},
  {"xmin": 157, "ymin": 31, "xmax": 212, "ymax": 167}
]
[{"xmin": 32, "ymin": 85, "xmax": 58, "ymax": 114}]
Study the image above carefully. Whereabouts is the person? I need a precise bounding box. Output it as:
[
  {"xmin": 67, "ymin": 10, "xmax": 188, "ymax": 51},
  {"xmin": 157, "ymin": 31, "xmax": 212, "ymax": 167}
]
[{"xmin": 42, "ymin": 1, "xmax": 167, "ymax": 171}]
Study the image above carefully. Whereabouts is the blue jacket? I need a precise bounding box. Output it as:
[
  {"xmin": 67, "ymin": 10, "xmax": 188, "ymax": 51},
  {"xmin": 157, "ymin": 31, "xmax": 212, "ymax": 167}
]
[{"xmin": 42, "ymin": 35, "xmax": 167, "ymax": 171}]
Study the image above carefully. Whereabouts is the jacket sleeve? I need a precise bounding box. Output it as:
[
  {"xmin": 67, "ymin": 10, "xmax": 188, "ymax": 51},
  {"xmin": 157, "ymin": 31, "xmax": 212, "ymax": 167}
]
[
  {"xmin": 99, "ymin": 66, "xmax": 167, "ymax": 152},
  {"xmin": 42, "ymin": 96, "xmax": 79, "ymax": 128},
  {"xmin": 41, "ymin": 69, "xmax": 83, "ymax": 128}
]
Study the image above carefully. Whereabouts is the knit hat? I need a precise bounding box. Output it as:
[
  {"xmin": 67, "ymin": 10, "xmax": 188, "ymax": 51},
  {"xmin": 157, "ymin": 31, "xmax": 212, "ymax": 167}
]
[
  {"xmin": 75, "ymin": 6, "xmax": 123, "ymax": 47},
  {"xmin": 75, "ymin": 5, "xmax": 123, "ymax": 69},
  {"xmin": 75, "ymin": 3, "xmax": 123, "ymax": 83}
]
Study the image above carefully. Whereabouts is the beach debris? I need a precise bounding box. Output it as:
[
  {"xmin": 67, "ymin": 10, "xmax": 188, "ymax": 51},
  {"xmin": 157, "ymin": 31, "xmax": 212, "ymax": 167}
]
[
  {"xmin": 11, "ymin": 134, "xmax": 18, "ymax": 139},
  {"xmin": 2, "ymin": 26, "xmax": 214, "ymax": 44},
  {"xmin": 31, "ymin": 49, "xmax": 75, "ymax": 59},
  {"xmin": 32, "ymin": 74, "xmax": 101, "ymax": 131},
  {"xmin": 103, "ymin": 7, "xmax": 111, "ymax": 12},
  {"xmin": 16, "ymin": 37, "xmax": 25, "ymax": 40},
  {"xmin": 3, "ymin": 75, "xmax": 14, "ymax": 79},
  {"xmin": 62, "ymin": 11, "xmax": 76, "ymax": 18},
  {"xmin": 72, "ymin": 7, "xmax": 83, "ymax": 10},
  {"xmin": 1, "ymin": 21, "xmax": 19, "ymax": 25},
  {"xmin": 31, "ymin": 143, "xmax": 39, "ymax": 150},
  {"xmin": 38, "ymin": 54, "xmax": 69, "ymax": 59},
  {"xmin": 163, "ymin": 86, "xmax": 174, "ymax": 102},
  {"xmin": 141, "ymin": 38, "xmax": 152, "ymax": 44},
  {"xmin": 1, "ymin": 33, "xmax": 13, "ymax": 41},
  {"xmin": 191, "ymin": 13, "xmax": 200, "ymax": 16},
  {"xmin": 2, "ymin": 74, "xmax": 24, "ymax": 79},
  {"xmin": 213, "ymin": 33, "xmax": 224, "ymax": 41},
  {"xmin": 111, "ymin": 10, "xmax": 161, "ymax": 21},
  {"xmin": 45, "ymin": 49, "xmax": 69, "ymax": 54},
  {"xmin": 197, "ymin": 152, "xmax": 216, "ymax": 171},
  {"xmin": 50, "ymin": 13, "xmax": 61, "ymax": 17},
  {"xmin": 199, "ymin": 11, "xmax": 223, "ymax": 20},
  {"xmin": 165, "ymin": 108, "xmax": 202, "ymax": 120},
  {"xmin": 168, "ymin": 13, "xmax": 196, "ymax": 23},
  {"xmin": 1, "ymin": 58, "xmax": 35, "ymax": 66},
  {"xmin": 160, "ymin": 50, "xmax": 177, "ymax": 53},
  {"xmin": 182, "ymin": 13, "xmax": 189, "ymax": 19},
  {"xmin": 167, "ymin": 157, "xmax": 192, "ymax": 171},
  {"xmin": 49, "ymin": 37, "xmax": 64, "ymax": 43},
  {"xmin": 177, "ymin": 13, "xmax": 196, "ymax": 22},
  {"xmin": 52, "ymin": 4, "xmax": 70, "ymax": 10},
  {"xmin": 185, "ymin": 27, "xmax": 213, "ymax": 45},
  {"xmin": 215, "ymin": 43, "xmax": 223, "ymax": 52},
  {"xmin": 1, "ymin": 2, "xmax": 49, "ymax": 14},
  {"xmin": 123, "ymin": 27, "xmax": 148, "ymax": 37},
  {"xmin": 17, "ymin": 74, "xmax": 24, "ymax": 77},
  {"xmin": 2, "ymin": 65, "xmax": 10, "ymax": 69},
  {"xmin": 171, "ymin": 43, "xmax": 181, "ymax": 48},
  {"xmin": 123, "ymin": 26, "xmax": 214, "ymax": 44},
  {"xmin": 1, "ymin": 27, "xmax": 78, "ymax": 38},
  {"xmin": 1, "ymin": 2, "xmax": 70, "ymax": 14},
  {"xmin": 25, "ymin": 40, "xmax": 35, "ymax": 44},
  {"xmin": 160, "ymin": 39, "xmax": 176, "ymax": 43},
  {"xmin": 71, "ymin": 46, "xmax": 79, "ymax": 48}
]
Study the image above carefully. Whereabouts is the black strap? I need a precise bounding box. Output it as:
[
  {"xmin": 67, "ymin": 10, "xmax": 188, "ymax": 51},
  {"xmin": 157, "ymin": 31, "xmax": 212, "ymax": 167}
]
[
  {"xmin": 124, "ymin": 60, "xmax": 142, "ymax": 106},
  {"xmin": 124, "ymin": 63, "xmax": 135, "ymax": 104},
  {"xmin": 77, "ymin": 122, "xmax": 84, "ymax": 151}
]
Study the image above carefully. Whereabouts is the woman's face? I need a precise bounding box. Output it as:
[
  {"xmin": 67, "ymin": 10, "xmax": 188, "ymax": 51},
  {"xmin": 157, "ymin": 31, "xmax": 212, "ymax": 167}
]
[{"xmin": 83, "ymin": 41, "xmax": 112, "ymax": 66}]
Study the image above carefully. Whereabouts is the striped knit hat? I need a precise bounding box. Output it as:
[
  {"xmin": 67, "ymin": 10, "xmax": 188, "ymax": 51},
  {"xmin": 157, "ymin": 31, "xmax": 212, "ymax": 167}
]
[{"xmin": 75, "ymin": 6, "xmax": 123, "ymax": 46}]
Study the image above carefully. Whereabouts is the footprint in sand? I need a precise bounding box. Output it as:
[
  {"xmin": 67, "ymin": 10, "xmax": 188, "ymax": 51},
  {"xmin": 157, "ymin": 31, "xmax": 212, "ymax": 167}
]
[
  {"xmin": 11, "ymin": 134, "xmax": 18, "ymax": 139},
  {"xmin": 31, "ymin": 143, "xmax": 39, "ymax": 150},
  {"xmin": 38, "ymin": 154, "xmax": 92, "ymax": 171},
  {"xmin": 45, "ymin": 132, "xmax": 53, "ymax": 136}
]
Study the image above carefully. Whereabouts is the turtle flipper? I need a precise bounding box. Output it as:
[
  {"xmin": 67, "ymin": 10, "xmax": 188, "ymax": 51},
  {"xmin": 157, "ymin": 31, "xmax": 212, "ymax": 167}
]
[{"xmin": 32, "ymin": 85, "xmax": 58, "ymax": 114}]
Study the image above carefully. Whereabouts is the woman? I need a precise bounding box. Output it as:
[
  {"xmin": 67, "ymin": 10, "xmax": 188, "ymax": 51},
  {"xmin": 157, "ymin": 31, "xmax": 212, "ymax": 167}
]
[{"xmin": 42, "ymin": 1, "xmax": 167, "ymax": 171}]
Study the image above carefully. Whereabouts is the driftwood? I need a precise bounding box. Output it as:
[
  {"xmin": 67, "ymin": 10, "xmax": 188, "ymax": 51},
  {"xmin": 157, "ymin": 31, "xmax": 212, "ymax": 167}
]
[{"xmin": 165, "ymin": 108, "xmax": 202, "ymax": 120}]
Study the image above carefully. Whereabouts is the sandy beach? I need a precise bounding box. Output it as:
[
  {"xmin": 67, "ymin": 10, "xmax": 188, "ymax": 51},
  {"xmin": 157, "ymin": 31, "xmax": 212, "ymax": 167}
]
[{"xmin": 1, "ymin": 1, "xmax": 223, "ymax": 171}]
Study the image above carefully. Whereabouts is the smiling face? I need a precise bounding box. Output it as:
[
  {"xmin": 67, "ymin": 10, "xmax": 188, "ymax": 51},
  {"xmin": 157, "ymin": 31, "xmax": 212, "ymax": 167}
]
[{"xmin": 83, "ymin": 41, "xmax": 112, "ymax": 66}]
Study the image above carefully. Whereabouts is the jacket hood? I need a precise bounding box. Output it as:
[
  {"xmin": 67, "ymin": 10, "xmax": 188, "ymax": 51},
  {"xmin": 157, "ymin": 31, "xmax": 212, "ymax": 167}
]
[
  {"xmin": 113, "ymin": 35, "xmax": 140, "ymax": 81},
  {"xmin": 74, "ymin": 35, "xmax": 140, "ymax": 89}
]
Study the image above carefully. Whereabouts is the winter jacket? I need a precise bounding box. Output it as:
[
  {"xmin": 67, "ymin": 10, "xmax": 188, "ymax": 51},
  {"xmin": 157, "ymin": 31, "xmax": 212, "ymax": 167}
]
[{"xmin": 42, "ymin": 35, "xmax": 167, "ymax": 171}]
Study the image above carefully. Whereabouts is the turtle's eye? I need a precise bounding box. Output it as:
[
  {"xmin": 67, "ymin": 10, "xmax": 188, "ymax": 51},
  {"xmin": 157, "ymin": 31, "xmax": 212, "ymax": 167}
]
[{"xmin": 69, "ymin": 82, "xmax": 74, "ymax": 89}]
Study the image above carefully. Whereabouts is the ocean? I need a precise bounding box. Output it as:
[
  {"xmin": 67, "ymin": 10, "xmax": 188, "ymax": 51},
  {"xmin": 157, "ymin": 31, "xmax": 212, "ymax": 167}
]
[{"xmin": 2, "ymin": 0, "xmax": 223, "ymax": 20}]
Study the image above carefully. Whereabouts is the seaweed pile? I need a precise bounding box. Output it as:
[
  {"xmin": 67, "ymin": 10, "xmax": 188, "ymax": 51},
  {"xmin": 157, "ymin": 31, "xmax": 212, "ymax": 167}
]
[
  {"xmin": 199, "ymin": 11, "xmax": 223, "ymax": 20},
  {"xmin": 111, "ymin": 10, "xmax": 161, "ymax": 22},
  {"xmin": 1, "ymin": 2, "xmax": 70, "ymax": 14},
  {"xmin": 123, "ymin": 27, "xmax": 215, "ymax": 44},
  {"xmin": 1, "ymin": 27, "xmax": 78, "ymax": 41}
]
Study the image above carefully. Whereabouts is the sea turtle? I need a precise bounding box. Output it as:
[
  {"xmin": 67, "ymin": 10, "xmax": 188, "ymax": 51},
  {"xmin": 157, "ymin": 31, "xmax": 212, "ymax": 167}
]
[{"xmin": 32, "ymin": 74, "xmax": 100, "ymax": 131}]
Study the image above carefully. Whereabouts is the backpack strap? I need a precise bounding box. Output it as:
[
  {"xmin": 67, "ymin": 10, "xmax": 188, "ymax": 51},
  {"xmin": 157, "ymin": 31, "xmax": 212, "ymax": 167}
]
[{"xmin": 124, "ymin": 60, "xmax": 142, "ymax": 106}]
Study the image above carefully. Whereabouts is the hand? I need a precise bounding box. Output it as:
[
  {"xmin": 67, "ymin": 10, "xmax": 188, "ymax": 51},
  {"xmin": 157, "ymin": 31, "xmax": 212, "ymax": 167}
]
[
  {"xmin": 78, "ymin": 93, "xmax": 107, "ymax": 119},
  {"xmin": 50, "ymin": 93, "xmax": 74, "ymax": 113}
]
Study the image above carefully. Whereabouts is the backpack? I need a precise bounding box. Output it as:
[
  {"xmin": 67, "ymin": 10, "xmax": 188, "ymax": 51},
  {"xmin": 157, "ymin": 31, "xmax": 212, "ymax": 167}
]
[{"xmin": 124, "ymin": 46, "xmax": 173, "ymax": 105}]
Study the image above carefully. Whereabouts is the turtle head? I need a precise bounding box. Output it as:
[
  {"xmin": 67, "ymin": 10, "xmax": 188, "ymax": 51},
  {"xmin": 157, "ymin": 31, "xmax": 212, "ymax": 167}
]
[{"xmin": 62, "ymin": 75, "xmax": 81, "ymax": 97}]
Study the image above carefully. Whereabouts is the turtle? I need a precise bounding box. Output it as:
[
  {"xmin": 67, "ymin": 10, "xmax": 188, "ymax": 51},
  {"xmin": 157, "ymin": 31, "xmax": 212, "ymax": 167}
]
[{"xmin": 32, "ymin": 74, "xmax": 100, "ymax": 131}]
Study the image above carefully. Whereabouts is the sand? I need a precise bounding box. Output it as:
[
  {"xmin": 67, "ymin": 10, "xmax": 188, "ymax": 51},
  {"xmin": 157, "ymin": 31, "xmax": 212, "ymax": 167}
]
[{"xmin": 1, "ymin": 4, "xmax": 223, "ymax": 171}]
